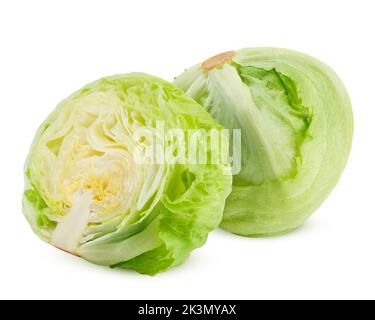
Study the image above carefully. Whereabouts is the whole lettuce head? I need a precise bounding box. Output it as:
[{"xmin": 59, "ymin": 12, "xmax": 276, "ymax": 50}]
[
  {"xmin": 23, "ymin": 73, "xmax": 232, "ymax": 275},
  {"xmin": 174, "ymin": 48, "xmax": 353, "ymax": 237}
]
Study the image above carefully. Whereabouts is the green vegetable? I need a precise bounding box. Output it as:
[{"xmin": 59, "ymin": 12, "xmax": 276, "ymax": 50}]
[
  {"xmin": 174, "ymin": 48, "xmax": 353, "ymax": 237},
  {"xmin": 23, "ymin": 73, "xmax": 232, "ymax": 275}
]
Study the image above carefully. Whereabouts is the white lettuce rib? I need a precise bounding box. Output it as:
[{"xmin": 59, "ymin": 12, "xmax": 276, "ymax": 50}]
[{"xmin": 51, "ymin": 192, "xmax": 93, "ymax": 254}]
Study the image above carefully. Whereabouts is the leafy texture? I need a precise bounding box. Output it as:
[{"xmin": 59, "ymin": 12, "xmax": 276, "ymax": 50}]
[
  {"xmin": 23, "ymin": 73, "xmax": 232, "ymax": 274},
  {"xmin": 174, "ymin": 48, "xmax": 353, "ymax": 236}
]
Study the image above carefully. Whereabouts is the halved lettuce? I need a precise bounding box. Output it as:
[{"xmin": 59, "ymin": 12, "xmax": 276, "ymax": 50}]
[
  {"xmin": 174, "ymin": 48, "xmax": 353, "ymax": 237},
  {"xmin": 23, "ymin": 73, "xmax": 232, "ymax": 274}
]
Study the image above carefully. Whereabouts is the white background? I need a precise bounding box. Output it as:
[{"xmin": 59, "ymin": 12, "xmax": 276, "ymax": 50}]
[{"xmin": 0, "ymin": 0, "xmax": 374, "ymax": 300}]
